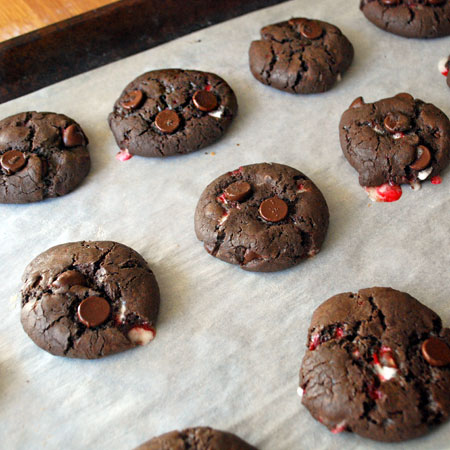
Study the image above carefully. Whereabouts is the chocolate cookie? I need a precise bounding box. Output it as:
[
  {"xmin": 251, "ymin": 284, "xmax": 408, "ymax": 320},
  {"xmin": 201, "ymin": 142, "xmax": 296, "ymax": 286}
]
[
  {"xmin": 299, "ymin": 287, "xmax": 450, "ymax": 442},
  {"xmin": 360, "ymin": 0, "xmax": 450, "ymax": 39},
  {"xmin": 21, "ymin": 241, "xmax": 160, "ymax": 359},
  {"xmin": 108, "ymin": 69, "xmax": 237, "ymax": 157},
  {"xmin": 194, "ymin": 163, "xmax": 329, "ymax": 272},
  {"xmin": 249, "ymin": 18, "xmax": 354, "ymax": 94},
  {"xmin": 135, "ymin": 427, "xmax": 257, "ymax": 450},
  {"xmin": 339, "ymin": 93, "xmax": 450, "ymax": 201},
  {"xmin": 0, "ymin": 111, "xmax": 90, "ymax": 203}
]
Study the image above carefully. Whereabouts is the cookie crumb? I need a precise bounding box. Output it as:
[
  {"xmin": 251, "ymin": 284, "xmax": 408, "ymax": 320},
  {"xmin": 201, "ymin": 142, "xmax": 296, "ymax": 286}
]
[{"xmin": 211, "ymin": 152, "xmax": 216, "ymax": 156}]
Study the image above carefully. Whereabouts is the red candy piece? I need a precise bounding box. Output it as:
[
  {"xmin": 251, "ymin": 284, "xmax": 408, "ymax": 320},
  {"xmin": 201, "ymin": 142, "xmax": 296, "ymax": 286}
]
[
  {"xmin": 309, "ymin": 333, "xmax": 320, "ymax": 351},
  {"xmin": 431, "ymin": 176, "xmax": 442, "ymax": 185},
  {"xmin": 367, "ymin": 382, "xmax": 383, "ymax": 400},
  {"xmin": 229, "ymin": 166, "xmax": 243, "ymax": 176},
  {"xmin": 331, "ymin": 422, "xmax": 346, "ymax": 434},
  {"xmin": 216, "ymin": 193, "xmax": 227, "ymax": 204},
  {"xmin": 116, "ymin": 149, "xmax": 133, "ymax": 161},
  {"xmin": 335, "ymin": 327, "xmax": 344, "ymax": 339},
  {"xmin": 365, "ymin": 183, "xmax": 402, "ymax": 202},
  {"xmin": 205, "ymin": 84, "xmax": 212, "ymax": 92}
]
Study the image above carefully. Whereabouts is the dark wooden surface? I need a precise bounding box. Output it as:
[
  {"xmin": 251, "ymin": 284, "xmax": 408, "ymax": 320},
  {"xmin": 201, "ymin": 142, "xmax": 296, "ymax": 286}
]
[{"xmin": 0, "ymin": 0, "xmax": 287, "ymax": 104}]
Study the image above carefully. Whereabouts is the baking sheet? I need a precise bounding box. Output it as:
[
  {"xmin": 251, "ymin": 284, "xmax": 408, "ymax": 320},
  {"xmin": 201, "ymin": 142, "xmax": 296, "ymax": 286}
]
[{"xmin": 1, "ymin": 1, "xmax": 449, "ymax": 449}]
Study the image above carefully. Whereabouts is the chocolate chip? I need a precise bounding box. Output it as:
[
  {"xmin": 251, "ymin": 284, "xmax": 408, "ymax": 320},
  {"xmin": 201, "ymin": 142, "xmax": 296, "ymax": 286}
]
[
  {"xmin": 300, "ymin": 20, "xmax": 323, "ymax": 40},
  {"xmin": 193, "ymin": 90, "xmax": 218, "ymax": 112},
  {"xmin": 120, "ymin": 90, "xmax": 144, "ymax": 110},
  {"xmin": 410, "ymin": 145, "xmax": 431, "ymax": 170},
  {"xmin": 155, "ymin": 109, "xmax": 180, "ymax": 133},
  {"xmin": 384, "ymin": 112, "xmax": 411, "ymax": 133},
  {"xmin": 77, "ymin": 296, "xmax": 111, "ymax": 328},
  {"xmin": 395, "ymin": 92, "xmax": 414, "ymax": 102},
  {"xmin": 288, "ymin": 17, "xmax": 307, "ymax": 30},
  {"xmin": 243, "ymin": 250, "xmax": 261, "ymax": 264},
  {"xmin": 421, "ymin": 337, "xmax": 450, "ymax": 366},
  {"xmin": 53, "ymin": 270, "xmax": 86, "ymax": 289},
  {"xmin": 381, "ymin": 0, "xmax": 400, "ymax": 4},
  {"xmin": 224, "ymin": 181, "xmax": 251, "ymax": 202},
  {"xmin": 1, "ymin": 150, "xmax": 26, "ymax": 175},
  {"xmin": 63, "ymin": 124, "xmax": 84, "ymax": 147},
  {"xmin": 259, "ymin": 196, "xmax": 288, "ymax": 222},
  {"xmin": 350, "ymin": 97, "xmax": 365, "ymax": 108}
]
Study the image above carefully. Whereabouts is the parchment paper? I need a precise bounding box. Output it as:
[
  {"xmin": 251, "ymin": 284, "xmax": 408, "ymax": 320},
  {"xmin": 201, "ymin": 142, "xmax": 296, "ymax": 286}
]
[{"xmin": 1, "ymin": 1, "xmax": 449, "ymax": 449}]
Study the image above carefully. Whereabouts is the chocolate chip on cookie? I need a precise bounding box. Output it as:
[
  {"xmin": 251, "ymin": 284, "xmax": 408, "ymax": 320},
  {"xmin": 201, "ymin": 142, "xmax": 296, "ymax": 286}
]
[
  {"xmin": 108, "ymin": 69, "xmax": 237, "ymax": 157},
  {"xmin": 360, "ymin": 0, "xmax": 450, "ymax": 38},
  {"xmin": 0, "ymin": 111, "xmax": 90, "ymax": 204},
  {"xmin": 134, "ymin": 427, "xmax": 257, "ymax": 450},
  {"xmin": 339, "ymin": 93, "xmax": 450, "ymax": 201},
  {"xmin": 249, "ymin": 18, "xmax": 353, "ymax": 94},
  {"xmin": 299, "ymin": 287, "xmax": 450, "ymax": 442},
  {"xmin": 195, "ymin": 163, "xmax": 329, "ymax": 272},
  {"xmin": 20, "ymin": 241, "xmax": 160, "ymax": 359}
]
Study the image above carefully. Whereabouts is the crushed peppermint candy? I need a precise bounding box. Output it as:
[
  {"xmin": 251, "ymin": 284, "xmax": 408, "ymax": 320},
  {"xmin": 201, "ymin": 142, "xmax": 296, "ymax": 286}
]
[
  {"xmin": 418, "ymin": 167, "xmax": 433, "ymax": 181},
  {"xmin": 438, "ymin": 57, "xmax": 449, "ymax": 77},
  {"xmin": 116, "ymin": 149, "xmax": 133, "ymax": 161},
  {"xmin": 365, "ymin": 183, "xmax": 402, "ymax": 202},
  {"xmin": 371, "ymin": 346, "xmax": 398, "ymax": 382}
]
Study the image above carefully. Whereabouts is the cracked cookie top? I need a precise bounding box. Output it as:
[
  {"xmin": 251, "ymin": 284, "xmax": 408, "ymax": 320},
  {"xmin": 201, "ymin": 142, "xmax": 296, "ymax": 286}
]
[
  {"xmin": 108, "ymin": 69, "xmax": 238, "ymax": 157},
  {"xmin": 339, "ymin": 93, "xmax": 450, "ymax": 188},
  {"xmin": 134, "ymin": 427, "xmax": 257, "ymax": 450},
  {"xmin": 0, "ymin": 111, "xmax": 90, "ymax": 204},
  {"xmin": 248, "ymin": 18, "xmax": 354, "ymax": 94},
  {"xmin": 20, "ymin": 241, "xmax": 160, "ymax": 359},
  {"xmin": 194, "ymin": 163, "xmax": 329, "ymax": 272},
  {"xmin": 360, "ymin": 0, "xmax": 450, "ymax": 38},
  {"xmin": 299, "ymin": 287, "xmax": 450, "ymax": 442}
]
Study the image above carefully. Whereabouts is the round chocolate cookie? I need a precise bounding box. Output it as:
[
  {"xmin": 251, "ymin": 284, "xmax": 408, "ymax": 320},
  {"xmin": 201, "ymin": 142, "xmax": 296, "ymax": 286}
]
[
  {"xmin": 108, "ymin": 69, "xmax": 237, "ymax": 157},
  {"xmin": 194, "ymin": 163, "xmax": 329, "ymax": 272},
  {"xmin": 0, "ymin": 111, "xmax": 90, "ymax": 204},
  {"xmin": 249, "ymin": 18, "xmax": 354, "ymax": 94},
  {"xmin": 21, "ymin": 241, "xmax": 160, "ymax": 359},
  {"xmin": 135, "ymin": 427, "xmax": 257, "ymax": 450},
  {"xmin": 299, "ymin": 287, "xmax": 450, "ymax": 442},
  {"xmin": 339, "ymin": 93, "xmax": 450, "ymax": 192},
  {"xmin": 360, "ymin": 0, "xmax": 450, "ymax": 39}
]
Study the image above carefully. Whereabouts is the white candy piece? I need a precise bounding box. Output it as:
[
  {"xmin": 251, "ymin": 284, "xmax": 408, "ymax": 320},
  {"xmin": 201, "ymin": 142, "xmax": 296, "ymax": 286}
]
[
  {"xmin": 410, "ymin": 181, "xmax": 421, "ymax": 191},
  {"xmin": 297, "ymin": 387, "xmax": 304, "ymax": 398},
  {"xmin": 128, "ymin": 327, "xmax": 155, "ymax": 345},
  {"xmin": 373, "ymin": 364, "xmax": 398, "ymax": 382},
  {"xmin": 365, "ymin": 186, "xmax": 379, "ymax": 202},
  {"xmin": 418, "ymin": 166, "xmax": 433, "ymax": 181},
  {"xmin": 438, "ymin": 57, "xmax": 449, "ymax": 75},
  {"xmin": 209, "ymin": 105, "xmax": 225, "ymax": 119},
  {"xmin": 118, "ymin": 300, "xmax": 127, "ymax": 322},
  {"xmin": 373, "ymin": 124, "xmax": 384, "ymax": 135},
  {"xmin": 218, "ymin": 212, "xmax": 229, "ymax": 225},
  {"xmin": 393, "ymin": 132, "xmax": 404, "ymax": 140}
]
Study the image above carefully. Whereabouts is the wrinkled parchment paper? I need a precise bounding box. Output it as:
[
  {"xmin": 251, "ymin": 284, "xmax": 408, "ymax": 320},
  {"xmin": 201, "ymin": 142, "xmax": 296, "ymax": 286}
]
[{"xmin": 1, "ymin": 1, "xmax": 449, "ymax": 449}]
